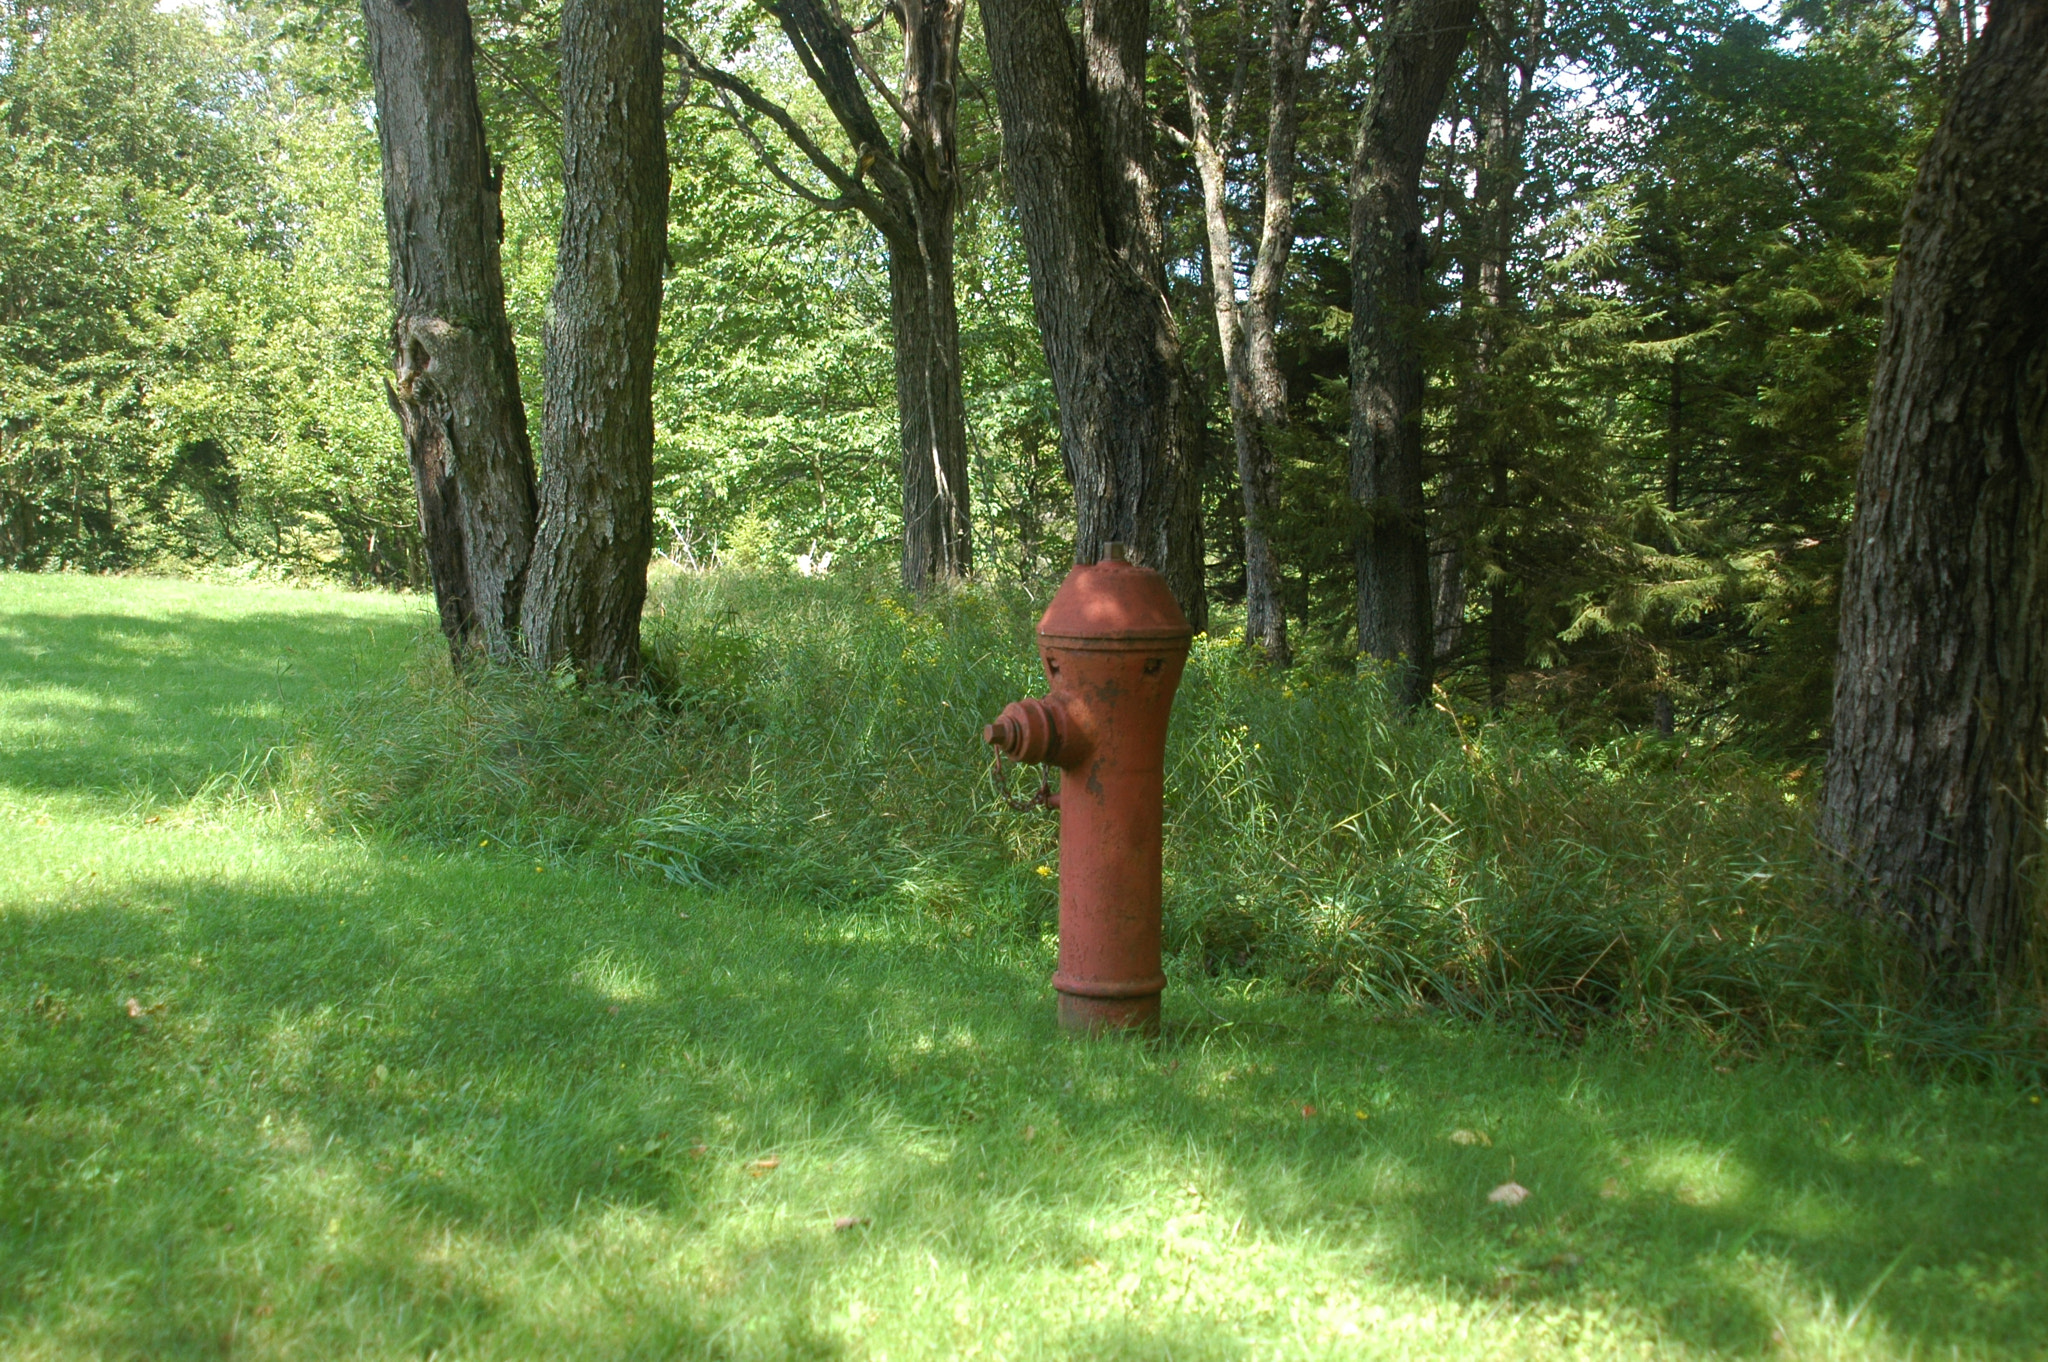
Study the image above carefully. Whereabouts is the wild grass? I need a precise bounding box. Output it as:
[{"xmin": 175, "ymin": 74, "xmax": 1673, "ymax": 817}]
[
  {"xmin": 277, "ymin": 567, "xmax": 2041, "ymax": 1072},
  {"xmin": 4, "ymin": 570, "xmax": 2047, "ymax": 1359}
]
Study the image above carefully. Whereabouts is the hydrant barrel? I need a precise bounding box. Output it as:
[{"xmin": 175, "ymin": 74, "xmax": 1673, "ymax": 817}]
[{"xmin": 985, "ymin": 544, "xmax": 1192, "ymax": 1035}]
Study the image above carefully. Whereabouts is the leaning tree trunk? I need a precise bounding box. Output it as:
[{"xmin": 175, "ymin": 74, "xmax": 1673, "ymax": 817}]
[
  {"xmin": 519, "ymin": 0, "xmax": 669, "ymax": 683},
  {"xmin": 1348, "ymin": 0, "xmax": 1476, "ymax": 707},
  {"xmin": 1821, "ymin": 0, "xmax": 2048, "ymax": 985},
  {"xmin": 361, "ymin": 0, "xmax": 537, "ymax": 662},
  {"xmin": 980, "ymin": 0, "xmax": 1208, "ymax": 627}
]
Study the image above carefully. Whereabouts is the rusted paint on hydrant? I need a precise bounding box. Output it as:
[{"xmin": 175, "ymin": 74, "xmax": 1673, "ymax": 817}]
[{"xmin": 984, "ymin": 543, "xmax": 1193, "ymax": 1035}]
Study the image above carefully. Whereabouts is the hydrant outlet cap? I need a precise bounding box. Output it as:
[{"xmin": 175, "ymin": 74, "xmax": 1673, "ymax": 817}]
[{"xmin": 1038, "ymin": 557, "xmax": 1194, "ymax": 646}]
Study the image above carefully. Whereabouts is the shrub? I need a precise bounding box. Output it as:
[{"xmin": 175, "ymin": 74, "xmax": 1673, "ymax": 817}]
[{"xmin": 276, "ymin": 568, "xmax": 2046, "ymax": 1072}]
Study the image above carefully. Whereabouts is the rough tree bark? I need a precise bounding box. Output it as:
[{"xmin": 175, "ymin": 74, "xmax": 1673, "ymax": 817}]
[
  {"xmin": 361, "ymin": 0, "xmax": 537, "ymax": 662},
  {"xmin": 519, "ymin": 0, "xmax": 669, "ymax": 682},
  {"xmin": 980, "ymin": 0, "xmax": 1208, "ymax": 625},
  {"xmin": 1172, "ymin": 0, "xmax": 1325, "ymax": 666},
  {"xmin": 1821, "ymin": 0, "xmax": 2048, "ymax": 984},
  {"xmin": 680, "ymin": 0, "xmax": 971, "ymax": 590},
  {"xmin": 1348, "ymin": 0, "xmax": 1476, "ymax": 706}
]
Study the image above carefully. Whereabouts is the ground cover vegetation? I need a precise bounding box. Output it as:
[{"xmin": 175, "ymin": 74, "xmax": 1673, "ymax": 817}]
[
  {"xmin": 4, "ymin": 0, "xmax": 2048, "ymax": 1347},
  {"xmin": 6, "ymin": 575, "xmax": 2048, "ymax": 1358}
]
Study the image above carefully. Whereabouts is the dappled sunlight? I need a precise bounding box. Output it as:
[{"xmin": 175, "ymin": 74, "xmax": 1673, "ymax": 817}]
[{"xmin": 3, "ymin": 578, "xmax": 2045, "ymax": 1357}]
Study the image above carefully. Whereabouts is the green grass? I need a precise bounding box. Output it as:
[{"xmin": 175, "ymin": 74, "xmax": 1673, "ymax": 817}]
[
  {"xmin": 0, "ymin": 573, "xmax": 429, "ymax": 808},
  {"xmin": 4, "ymin": 571, "xmax": 2048, "ymax": 1359}
]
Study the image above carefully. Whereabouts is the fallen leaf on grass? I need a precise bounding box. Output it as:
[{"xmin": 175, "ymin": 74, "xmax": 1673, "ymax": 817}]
[
  {"xmin": 747, "ymin": 1157, "xmax": 781, "ymax": 1176},
  {"xmin": 1488, "ymin": 1181, "xmax": 1530, "ymax": 1206},
  {"xmin": 1450, "ymin": 1129, "xmax": 1491, "ymax": 1147},
  {"xmin": 832, "ymin": 1216, "xmax": 870, "ymax": 1231}
]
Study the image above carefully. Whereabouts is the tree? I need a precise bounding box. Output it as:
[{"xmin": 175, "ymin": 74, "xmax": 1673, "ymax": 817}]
[
  {"xmin": 519, "ymin": 0, "xmax": 669, "ymax": 681},
  {"xmin": 1170, "ymin": 0, "xmax": 1328, "ymax": 666},
  {"xmin": 1349, "ymin": 0, "xmax": 1477, "ymax": 706},
  {"xmin": 1820, "ymin": 0, "xmax": 2048, "ymax": 985},
  {"xmin": 361, "ymin": 0, "xmax": 538, "ymax": 660},
  {"xmin": 0, "ymin": 0, "xmax": 266, "ymax": 570},
  {"xmin": 979, "ymin": 0, "xmax": 1208, "ymax": 624},
  {"xmin": 677, "ymin": 0, "xmax": 973, "ymax": 591},
  {"xmin": 362, "ymin": 0, "xmax": 667, "ymax": 680}
]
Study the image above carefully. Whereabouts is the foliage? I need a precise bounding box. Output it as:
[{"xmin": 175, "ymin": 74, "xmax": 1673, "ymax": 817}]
[{"xmin": 272, "ymin": 569, "xmax": 2046, "ymax": 1069}]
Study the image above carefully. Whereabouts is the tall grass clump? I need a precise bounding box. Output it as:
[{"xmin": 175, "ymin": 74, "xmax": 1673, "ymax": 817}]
[{"xmin": 277, "ymin": 567, "xmax": 2044, "ymax": 1068}]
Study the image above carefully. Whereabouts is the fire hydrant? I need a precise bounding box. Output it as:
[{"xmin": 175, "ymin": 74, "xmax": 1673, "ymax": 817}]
[{"xmin": 984, "ymin": 544, "xmax": 1193, "ymax": 1035}]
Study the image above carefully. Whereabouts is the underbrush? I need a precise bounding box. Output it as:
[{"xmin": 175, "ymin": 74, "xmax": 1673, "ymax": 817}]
[{"xmin": 275, "ymin": 568, "xmax": 2045, "ymax": 1074}]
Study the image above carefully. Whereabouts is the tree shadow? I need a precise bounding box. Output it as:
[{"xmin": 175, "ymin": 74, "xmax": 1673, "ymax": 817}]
[{"xmin": 2, "ymin": 836, "xmax": 2044, "ymax": 1357}]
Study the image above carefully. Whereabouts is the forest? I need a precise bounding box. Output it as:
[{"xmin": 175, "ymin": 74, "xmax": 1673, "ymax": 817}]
[
  {"xmin": 5, "ymin": 0, "xmax": 1947, "ymax": 733},
  {"xmin": 3, "ymin": 0, "xmax": 2047, "ymax": 1353}
]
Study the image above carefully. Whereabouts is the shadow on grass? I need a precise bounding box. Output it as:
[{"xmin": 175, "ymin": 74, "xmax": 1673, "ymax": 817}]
[{"xmin": 2, "ymin": 832, "xmax": 2044, "ymax": 1358}]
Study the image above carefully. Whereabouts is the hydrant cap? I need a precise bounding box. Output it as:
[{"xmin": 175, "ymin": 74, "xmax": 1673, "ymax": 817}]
[{"xmin": 1038, "ymin": 556, "xmax": 1194, "ymax": 647}]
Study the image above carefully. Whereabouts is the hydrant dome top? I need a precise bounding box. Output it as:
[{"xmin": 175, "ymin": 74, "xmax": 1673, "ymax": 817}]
[{"xmin": 1038, "ymin": 557, "xmax": 1194, "ymax": 645}]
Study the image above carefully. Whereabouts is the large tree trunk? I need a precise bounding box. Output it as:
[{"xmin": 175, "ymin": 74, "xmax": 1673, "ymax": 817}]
[
  {"xmin": 1173, "ymin": 0, "xmax": 1324, "ymax": 666},
  {"xmin": 980, "ymin": 0, "xmax": 1208, "ymax": 625},
  {"xmin": 1348, "ymin": 0, "xmax": 1476, "ymax": 707},
  {"xmin": 519, "ymin": 0, "xmax": 668, "ymax": 683},
  {"xmin": 361, "ymin": 0, "xmax": 537, "ymax": 662},
  {"xmin": 1821, "ymin": 0, "xmax": 2048, "ymax": 985}
]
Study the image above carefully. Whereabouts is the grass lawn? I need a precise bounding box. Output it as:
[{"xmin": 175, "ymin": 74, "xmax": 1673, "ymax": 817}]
[{"xmin": 2, "ymin": 573, "xmax": 2045, "ymax": 1359}]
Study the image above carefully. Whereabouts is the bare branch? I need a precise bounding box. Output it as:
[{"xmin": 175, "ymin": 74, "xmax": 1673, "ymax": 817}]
[
  {"xmin": 672, "ymin": 35, "xmax": 884, "ymax": 217},
  {"xmin": 709, "ymin": 84, "xmax": 857, "ymax": 210}
]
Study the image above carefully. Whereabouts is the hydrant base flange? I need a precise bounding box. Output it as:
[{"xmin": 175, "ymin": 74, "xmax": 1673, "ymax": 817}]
[{"xmin": 1058, "ymin": 992, "xmax": 1161, "ymax": 1037}]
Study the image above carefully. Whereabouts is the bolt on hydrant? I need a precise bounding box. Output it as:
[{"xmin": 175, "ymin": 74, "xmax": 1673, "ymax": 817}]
[{"xmin": 983, "ymin": 543, "xmax": 1193, "ymax": 1035}]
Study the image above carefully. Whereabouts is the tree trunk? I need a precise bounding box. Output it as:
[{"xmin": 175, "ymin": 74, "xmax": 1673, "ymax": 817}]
[
  {"xmin": 891, "ymin": 0, "xmax": 972, "ymax": 588},
  {"xmin": 685, "ymin": 0, "xmax": 972, "ymax": 590},
  {"xmin": 520, "ymin": 0, "xmax": 669, "ymax": 683},
  {"xmin": 1349, "ymin": 0, "xmax": 1477, "ymax": 707},
  {"xmin": 361, "ymin": 0, "xmax": 537, "ymax": 662},
  {"xmin": 980, "ymin": 0, "xmax": 1208, "ymax": 625},
  {"xmin": 1174, "ymin": 0, "xmax": 1324, "ymax": 666},
  {"xmin": 1435, "ymin": 0, "xmax": 1543, "ymax": 676},
  {"xmin": 1821, "ymin": 0, "xmax": 2048, "ymax": 984},
  {"xmin": 891, "ymin": 203, "xmax": 972, "ymax": 587}
]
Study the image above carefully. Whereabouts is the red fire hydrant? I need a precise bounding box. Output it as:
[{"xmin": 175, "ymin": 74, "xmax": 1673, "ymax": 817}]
[{"xmin": 984, "ymin": 544, "xmax": 1193, "ymax": 1035}]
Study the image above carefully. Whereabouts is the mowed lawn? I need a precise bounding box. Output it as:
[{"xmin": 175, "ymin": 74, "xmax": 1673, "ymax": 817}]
[{"xmin": 2, "ymin": 574, "xmax": 2045, "ymax": 1360}]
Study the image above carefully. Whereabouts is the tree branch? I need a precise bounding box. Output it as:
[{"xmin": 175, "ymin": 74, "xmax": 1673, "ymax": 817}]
[{"xmin": 670, "ymin": 35, "xmax": 885, "ymax": 218}]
